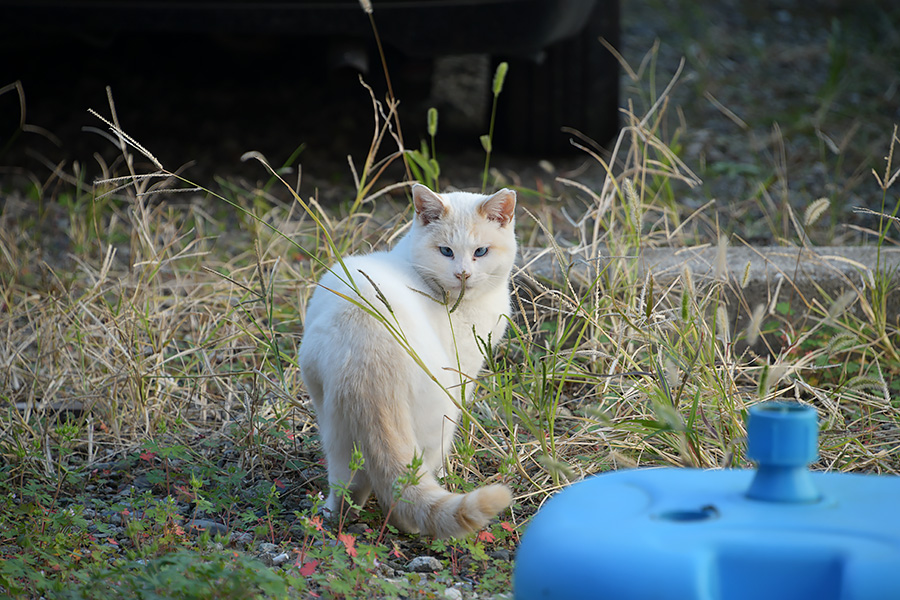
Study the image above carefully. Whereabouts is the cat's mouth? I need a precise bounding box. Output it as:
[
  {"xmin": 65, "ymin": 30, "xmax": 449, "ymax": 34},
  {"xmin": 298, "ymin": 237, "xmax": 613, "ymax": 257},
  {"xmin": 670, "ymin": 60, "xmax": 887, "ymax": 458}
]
[
  {"xmin": 421, "ymin": 274, "xmax": 461, "ymax": 293},
  {"xmin": 446, "ymin": 276, "xmax": 477, "ymax": 295}
]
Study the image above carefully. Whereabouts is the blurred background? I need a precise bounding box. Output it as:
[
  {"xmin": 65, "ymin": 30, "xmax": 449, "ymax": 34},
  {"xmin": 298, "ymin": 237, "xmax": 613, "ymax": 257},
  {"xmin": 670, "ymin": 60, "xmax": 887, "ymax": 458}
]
[{"xmin": 1, "ymin": 0, "xmax": 899, "ymax": 237}]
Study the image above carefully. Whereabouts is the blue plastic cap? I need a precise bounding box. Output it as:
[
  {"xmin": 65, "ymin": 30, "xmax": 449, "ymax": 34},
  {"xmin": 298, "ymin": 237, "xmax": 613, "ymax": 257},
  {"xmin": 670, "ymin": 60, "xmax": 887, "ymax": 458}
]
[{"xmin": 746, "ymin": 402, "xmax": 820, "ymax": 503}]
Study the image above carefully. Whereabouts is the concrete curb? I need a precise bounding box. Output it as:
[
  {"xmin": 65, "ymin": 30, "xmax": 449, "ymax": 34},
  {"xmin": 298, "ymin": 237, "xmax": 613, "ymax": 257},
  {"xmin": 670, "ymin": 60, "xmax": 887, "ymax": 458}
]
[{"xmin": 518, "ymin": 245, "xmax": 900, "ymax": 318}]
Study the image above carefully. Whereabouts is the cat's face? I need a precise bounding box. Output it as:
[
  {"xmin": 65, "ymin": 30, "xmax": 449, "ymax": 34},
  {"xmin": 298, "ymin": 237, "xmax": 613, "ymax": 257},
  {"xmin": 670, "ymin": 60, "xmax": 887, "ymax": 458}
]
[{"xmin": 409, "ymin": 184, "xmax": 517, "ymax": 299}]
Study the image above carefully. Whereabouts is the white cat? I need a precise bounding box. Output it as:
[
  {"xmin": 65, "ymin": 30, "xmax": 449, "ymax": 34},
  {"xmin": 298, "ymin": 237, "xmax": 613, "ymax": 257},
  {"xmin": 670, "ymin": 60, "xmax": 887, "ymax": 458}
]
[{"xmin": 298, "ymin": 183, "xmax": 516, "ymax": 539}]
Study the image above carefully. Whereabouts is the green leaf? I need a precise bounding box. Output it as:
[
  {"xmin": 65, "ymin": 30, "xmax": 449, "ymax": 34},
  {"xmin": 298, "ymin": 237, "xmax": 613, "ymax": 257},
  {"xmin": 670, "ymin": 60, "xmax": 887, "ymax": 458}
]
[{"xmin": 480, "ymin": 135, "xmax": 492, "ymax": 153}]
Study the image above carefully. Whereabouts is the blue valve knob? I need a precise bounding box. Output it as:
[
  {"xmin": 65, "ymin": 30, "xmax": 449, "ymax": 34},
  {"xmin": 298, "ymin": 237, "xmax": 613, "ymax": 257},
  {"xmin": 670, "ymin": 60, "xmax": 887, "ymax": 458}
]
[{"xmin": 746, "ymin": 401, "xmax": 820, "ymax": 503}]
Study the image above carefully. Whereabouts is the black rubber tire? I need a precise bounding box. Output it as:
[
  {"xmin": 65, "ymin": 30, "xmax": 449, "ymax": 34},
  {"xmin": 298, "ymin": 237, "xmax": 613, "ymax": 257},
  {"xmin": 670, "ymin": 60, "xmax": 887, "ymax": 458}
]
[{"xmin": 492, "ymin": 0, "xmax": 620, "ymax": 156}]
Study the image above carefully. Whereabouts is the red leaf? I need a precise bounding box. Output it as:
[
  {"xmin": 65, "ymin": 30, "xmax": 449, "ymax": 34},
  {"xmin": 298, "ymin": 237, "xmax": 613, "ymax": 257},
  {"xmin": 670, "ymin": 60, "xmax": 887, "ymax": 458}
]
[
  {"xmin": 139, "ymin": 451, "xmax": 156, "ymax": 462},
  {"xmin": 338, "ymin": 532, "xmax": 357, "ymax": 558},
  {"xmin": 500, "ymin": 522, "xmax": 515, "ymax": 532},
  {"xmin": 307, "ymin": 515, "xmax": 324, "ymax": 532},
  {"xmin": 477, "ymin": 530, "xmax": 496, "ymax": 543},
  {"xmin": 299, "ymin": 560, "xmax": 318, "ymax": 576}
]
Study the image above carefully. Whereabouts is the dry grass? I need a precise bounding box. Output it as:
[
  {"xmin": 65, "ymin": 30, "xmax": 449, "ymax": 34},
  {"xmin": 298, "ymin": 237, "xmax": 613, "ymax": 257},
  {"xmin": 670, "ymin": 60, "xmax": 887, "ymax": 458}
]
[{"xmin": 2, "ymin": 58, "xmax": 898, "ymax": 509}]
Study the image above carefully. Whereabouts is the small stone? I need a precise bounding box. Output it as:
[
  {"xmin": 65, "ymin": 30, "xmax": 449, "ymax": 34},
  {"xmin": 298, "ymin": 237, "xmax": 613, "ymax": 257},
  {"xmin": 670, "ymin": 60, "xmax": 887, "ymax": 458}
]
[
  {"xmin": 407, "ymin": 555, "xmax": 442, "ymax": 573},
  {"xmin": 489, "ymin": 549, "xmax": 511, "ymax": 562},
  {"xmin": 258, "ymin": 542, "xmax": 280, "ymax": 554},
  {"xmin": 255, "ymin": 542, "xmax": 287, "ymax": 567},
  {"xmin": 185, "ymin": 519, "xmax": 228, "ymax": 537},
  {"xmin": 107, "ymin": 525, "xmax": 125, "ymax": 537},
  {"xmin": 229, "ymin": 531, "xmax": 253, "ymax": 549},
  {"xmin": 443, "ymin": 587, "xmax": 464, "ymax": 600},
  {"xmin": 347, "ymin": 523, "xmax": 369, "ymax": 535},
  {"xmin": 131, "ymin": 475, "xmax": 152, "ymax": 491}
]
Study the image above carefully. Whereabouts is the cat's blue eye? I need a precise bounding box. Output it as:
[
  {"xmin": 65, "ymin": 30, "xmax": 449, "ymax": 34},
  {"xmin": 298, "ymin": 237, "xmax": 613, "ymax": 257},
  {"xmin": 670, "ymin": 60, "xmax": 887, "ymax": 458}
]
[
  {"xmin": 439, "ymin": 246, "xmax": 454, "ymax": 258},
  {"xmin": 474, "ymin": 247, "xmax": 489, "ymax": 258}
]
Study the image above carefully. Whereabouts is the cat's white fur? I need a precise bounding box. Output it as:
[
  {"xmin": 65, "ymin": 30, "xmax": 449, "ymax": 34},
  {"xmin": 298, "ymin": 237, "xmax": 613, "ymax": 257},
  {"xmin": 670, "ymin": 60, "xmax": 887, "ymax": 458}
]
[{"xmin": 298, "ymin": 184, "xmax": 516, "ymax": 538}]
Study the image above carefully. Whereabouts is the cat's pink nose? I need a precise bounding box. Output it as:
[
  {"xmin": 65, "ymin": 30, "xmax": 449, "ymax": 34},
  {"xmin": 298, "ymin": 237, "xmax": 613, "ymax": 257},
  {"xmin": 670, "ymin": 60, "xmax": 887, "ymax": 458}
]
[{"xmin": 455, "ymin": 271, "xmax": 470, "ymax": 281}]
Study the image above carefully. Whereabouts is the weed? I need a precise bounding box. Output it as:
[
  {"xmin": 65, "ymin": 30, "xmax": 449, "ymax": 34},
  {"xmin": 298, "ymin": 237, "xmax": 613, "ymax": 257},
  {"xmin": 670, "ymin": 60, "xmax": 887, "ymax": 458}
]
[
  {"xmin": 60, "ymin": 549, "xmax": 292, "ymax": 600},
  {"xmin": 481, "ymin": 61, "xmax": 508, "ymax": 193},
  {"xmin": 406, "ymin": 107, "xmax": 442, "ymax": 191}
]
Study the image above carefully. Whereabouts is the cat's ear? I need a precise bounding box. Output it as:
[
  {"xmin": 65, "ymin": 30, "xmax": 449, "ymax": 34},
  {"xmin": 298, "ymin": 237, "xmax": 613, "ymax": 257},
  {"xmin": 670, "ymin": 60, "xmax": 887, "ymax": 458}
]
[
  {"xmin": 413, "ymin": 184, "xmax": 448, "ymax": 227},
  {"xmin": 478, "ymin": 188, "xmax": 516, "ymax": 227}
]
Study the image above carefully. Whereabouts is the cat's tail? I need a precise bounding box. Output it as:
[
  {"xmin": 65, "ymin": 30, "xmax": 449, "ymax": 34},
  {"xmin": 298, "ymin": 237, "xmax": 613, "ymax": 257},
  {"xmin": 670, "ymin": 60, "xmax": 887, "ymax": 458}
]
[{"xmin": 383, "ymin": 473, "xmax": 512, "ymax": 539}]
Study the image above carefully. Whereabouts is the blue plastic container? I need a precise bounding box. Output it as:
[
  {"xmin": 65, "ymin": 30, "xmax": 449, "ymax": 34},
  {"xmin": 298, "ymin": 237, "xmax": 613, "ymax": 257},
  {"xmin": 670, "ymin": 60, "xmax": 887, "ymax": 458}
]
[{"xmin": 514, "ymin": 402, "xmax": 900, "ymax": 600}]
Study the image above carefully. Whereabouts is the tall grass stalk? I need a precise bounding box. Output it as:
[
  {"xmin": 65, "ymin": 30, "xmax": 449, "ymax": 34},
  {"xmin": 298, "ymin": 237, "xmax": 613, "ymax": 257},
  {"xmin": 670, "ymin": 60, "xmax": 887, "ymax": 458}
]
[{"xmin": 481, "ymin": 62, "xmax": 508, "ymax": 193}]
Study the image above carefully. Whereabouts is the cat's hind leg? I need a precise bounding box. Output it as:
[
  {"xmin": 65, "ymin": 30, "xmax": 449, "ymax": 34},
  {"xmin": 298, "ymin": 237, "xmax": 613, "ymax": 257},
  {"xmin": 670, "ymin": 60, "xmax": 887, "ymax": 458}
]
[
  {"xmin": 324, "ymin": 471, "xmax": 372, "ymax": 522},
  {"xmin": 320, "ymin": 415, "xmax": 373, "ymax": 519}
]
